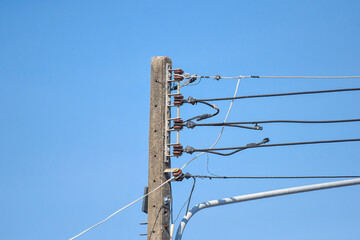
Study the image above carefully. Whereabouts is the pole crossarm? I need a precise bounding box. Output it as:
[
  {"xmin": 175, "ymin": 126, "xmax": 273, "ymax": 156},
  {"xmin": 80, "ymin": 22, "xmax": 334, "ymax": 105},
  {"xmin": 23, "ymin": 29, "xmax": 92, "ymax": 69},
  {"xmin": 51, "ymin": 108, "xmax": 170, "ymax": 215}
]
[{"xmin": 175, "ymin": 178, "xmax": 360, "ymax": 240}]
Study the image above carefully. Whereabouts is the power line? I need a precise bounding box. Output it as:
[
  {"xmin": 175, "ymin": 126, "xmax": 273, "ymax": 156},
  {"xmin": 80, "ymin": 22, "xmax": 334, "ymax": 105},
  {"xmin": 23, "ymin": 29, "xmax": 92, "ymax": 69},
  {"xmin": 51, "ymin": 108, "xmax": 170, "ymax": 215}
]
[
  {"xmin": 183, "ymin": 88, "xmax": 360, "ymax": 103},
  {"xmin": 185, "ymin": 177, "xmax": 196, "ymax": 213},
  {"xmin": 176, "ymin": 73, "xmax": 360, "ymax": 80},
  {"xmin": 185, "ymin": 173, "xmax": 360, "ymax": 180},
  {"xmin": 184, "ymin": 138, "xmax": 360, "ymax": 156},
  {"xmin": 183, "ymin": 118, "xmax": 360, "ymax": 129},
  {"xmin": 69, "ymin": 177, "xmax": 174, "ymax": 240},
  {"xmin": 252, "ymin": 75, "xmax": 360, "ymax": 79}
]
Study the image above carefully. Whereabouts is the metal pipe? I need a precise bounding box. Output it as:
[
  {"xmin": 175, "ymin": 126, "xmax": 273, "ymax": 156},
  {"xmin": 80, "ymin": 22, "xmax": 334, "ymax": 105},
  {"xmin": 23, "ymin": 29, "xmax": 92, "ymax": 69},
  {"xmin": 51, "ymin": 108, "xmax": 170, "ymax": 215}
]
[{"xmin": 175, "ymin": 178, "xmax": 360, "ymax": 240}]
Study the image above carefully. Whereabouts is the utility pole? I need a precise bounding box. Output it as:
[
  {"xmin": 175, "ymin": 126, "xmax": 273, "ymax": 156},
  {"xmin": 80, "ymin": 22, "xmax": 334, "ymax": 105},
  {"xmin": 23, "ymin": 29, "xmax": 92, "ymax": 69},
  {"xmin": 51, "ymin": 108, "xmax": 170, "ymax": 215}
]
[{"xmin": 147, "ymin": 56, "xmax": 172, "ymax": 240}]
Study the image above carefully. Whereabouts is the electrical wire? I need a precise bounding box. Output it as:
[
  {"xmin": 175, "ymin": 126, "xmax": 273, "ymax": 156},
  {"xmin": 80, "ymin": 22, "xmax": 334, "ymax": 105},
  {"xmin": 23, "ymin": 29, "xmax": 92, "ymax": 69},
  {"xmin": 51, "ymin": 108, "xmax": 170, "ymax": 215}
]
[
  {"xmin": 180, "ymin": 78, "xmax": 241, "ymax": 170},
  {"xmin": 185, "ymin": 118, "xmax": 360, "ymax": 129},
  {"xmin": 173, "ymin": 178, "xmax": 196, "ymax": 224},
  {"xmin": 68, "ymin": 177, "xmax": 174, "ymax": 240},
  {"xmin": 189, "ymin": 138, "xmax": 360, "ymax": 156},
  {"xmin": 185, "ymin": 174, "xmax": 360, "ymax": 180},
  {"xmin": 183, "ymin": 88, "xmax": 360, "ymax": 103},
  {"xmin": 173, "ymin": 198, "xmax": 189, "ymax": 224},
  {"xmin": 184, "ymin": 101, "xmax": 220, "ymax": 122},
  {"xmin": 176, "ymin": 74, "xmax": 360, "ymax": 80},
  {"xmin": 185, "ymin": 177, "xmax": 196, "ymax": 213}
]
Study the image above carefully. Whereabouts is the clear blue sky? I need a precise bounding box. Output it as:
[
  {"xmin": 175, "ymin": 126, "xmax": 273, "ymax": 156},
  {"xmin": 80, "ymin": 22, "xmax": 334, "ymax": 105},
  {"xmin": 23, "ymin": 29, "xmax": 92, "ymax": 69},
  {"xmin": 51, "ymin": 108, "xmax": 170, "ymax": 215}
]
[{"xmin": 1, "ymin": 1, "xmax": 359, "ymax": 239}]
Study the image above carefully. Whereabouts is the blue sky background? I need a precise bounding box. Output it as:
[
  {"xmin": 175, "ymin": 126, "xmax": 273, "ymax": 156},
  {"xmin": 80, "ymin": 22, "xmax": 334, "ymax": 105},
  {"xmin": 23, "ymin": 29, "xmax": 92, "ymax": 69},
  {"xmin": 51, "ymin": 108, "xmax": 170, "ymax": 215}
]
[{"xmin": 1, "ymin": 1, "xmax": 359, "ymax": 239}]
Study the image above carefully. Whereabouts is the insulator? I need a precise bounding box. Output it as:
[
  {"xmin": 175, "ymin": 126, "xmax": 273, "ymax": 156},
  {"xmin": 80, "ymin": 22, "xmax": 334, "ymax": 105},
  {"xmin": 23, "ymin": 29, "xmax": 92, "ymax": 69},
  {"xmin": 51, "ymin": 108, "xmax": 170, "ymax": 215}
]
[
  {"xmin": 173, "ymin": 144, "xmax": 183, "ymax": 150},
  {"xmin": 174, "ymin": 75, "xmax": 184, "ymax": 81},
  {"xmin": 173, "ymin": 125, "xmax": 183, "ymax": 130},
  {"xmin": 174, "ymin": 100, "xmax": 183, "ymax": 106},
  {"xmin": 173, "ymin": 169, "xmax": 185, "ymax": 181},
  {"xmin": 173, "ymin": 150, "xmax": 182, "ymax": 157},
  {"xmin": 173, "ymin": 144, "xmax": 183, "ymax": 157},
  {"xmin": 173, "ymin": 94, "xmax": 184, "ymax": 100},
  {"xmin": 174, "ymin": 119, "xmax": 183, "ymax": 124},
  {"xmin": 173, "ymin": 119, "xmax": 184, "ymax": 130},
  {"xmin": 174, "ymin": 69, "xmax": 184, "ymax": 75}
]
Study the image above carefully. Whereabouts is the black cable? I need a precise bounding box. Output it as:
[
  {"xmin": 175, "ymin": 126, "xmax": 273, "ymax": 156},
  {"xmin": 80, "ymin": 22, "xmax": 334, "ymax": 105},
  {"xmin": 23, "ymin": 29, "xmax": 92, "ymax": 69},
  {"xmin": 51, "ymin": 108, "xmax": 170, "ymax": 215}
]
[
  {"xmin": 173, "ymin": 199, "xmax": 188, "ymax": 224},
  {"xmin": 173, "ymin": 177, "xmax": 197, "ymax": 224},
  {"xmin": 185, "ymin": 177, "xmax": 196, "ymax": 213},
  {"xmin": 186, "ymin": 138, "xmax": 360, "ymax": 156},
  {"xmin": 183, "ymin": 88, "xmax": 360, "ymax": 103},
  {"xmin": 185, "ymin": 101, "xmax": 219, "ymax": 122},
  {"xmin": 185, "ymin": 118, "xmax": 360, "ymax": 129},
  {"xmin": 186, "ymin": 174, "xmax": 360, "ymax": 180}
]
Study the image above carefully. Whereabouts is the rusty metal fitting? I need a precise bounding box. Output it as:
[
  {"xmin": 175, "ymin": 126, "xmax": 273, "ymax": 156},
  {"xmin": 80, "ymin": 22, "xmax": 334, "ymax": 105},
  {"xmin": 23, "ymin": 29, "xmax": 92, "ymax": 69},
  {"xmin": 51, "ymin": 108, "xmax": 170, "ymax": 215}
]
[
  {"xmin": 172, "ymin": 169, "xmax": 185, "ymax": 181},
  {"xmin": 163, "ymin": 224, "xmax": 169, "ymax": 229},
  {"xmin": 173, "ymin": 144, "xmax": 183, "ymax": 157},
  {"xmin": 174, "ymin": 69, "xmax": 184, "ymax": 75},
  {"xmin": 174, "ymin": 75, "xmax": 184, "ymax": 81}
]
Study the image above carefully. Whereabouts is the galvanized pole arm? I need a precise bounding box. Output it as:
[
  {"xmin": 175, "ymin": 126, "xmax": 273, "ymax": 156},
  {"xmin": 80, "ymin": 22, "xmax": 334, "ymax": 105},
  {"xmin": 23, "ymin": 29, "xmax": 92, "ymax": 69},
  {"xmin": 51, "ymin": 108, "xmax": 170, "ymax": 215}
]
[{"xmin": 174, "ymin": 178, "xmax": 360, "ymax": 240}]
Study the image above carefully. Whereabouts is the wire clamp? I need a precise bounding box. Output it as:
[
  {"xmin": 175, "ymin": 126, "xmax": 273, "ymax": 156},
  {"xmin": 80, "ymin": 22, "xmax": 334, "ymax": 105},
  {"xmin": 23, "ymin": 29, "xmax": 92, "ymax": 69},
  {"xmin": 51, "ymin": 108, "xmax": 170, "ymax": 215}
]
[
  {"xmin": 184, "ymin": 146, "xmax": 194, "ymax": 154},
  {"xmin": 254, "ymin": 123, "xmax": 263, "ymax": 130},
  {"xmin": 186, "ymin": 96, "xmax": 197, "ymax": 105},
  {"xmin": 184, "ymin": 172, "xmax": 192, "ymax": 179},
  {"xmin": 183, "ymin": 73, "xmax": 191, "ymax": 79},
  {"xmin": 186, "ymin": 120, "xmax": 195, "ymax": 129},
  {"xmin": 215, "ymin": 75, "xmax": 221, "ymax": 80}
]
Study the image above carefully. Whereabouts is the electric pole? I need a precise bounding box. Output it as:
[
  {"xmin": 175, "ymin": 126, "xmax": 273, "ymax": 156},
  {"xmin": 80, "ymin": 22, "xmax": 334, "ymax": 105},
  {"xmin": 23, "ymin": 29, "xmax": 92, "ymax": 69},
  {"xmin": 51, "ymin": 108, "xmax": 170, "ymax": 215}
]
[{"xmin": 147, "ymin": 56, "xmax": 172, "ymax": 240}]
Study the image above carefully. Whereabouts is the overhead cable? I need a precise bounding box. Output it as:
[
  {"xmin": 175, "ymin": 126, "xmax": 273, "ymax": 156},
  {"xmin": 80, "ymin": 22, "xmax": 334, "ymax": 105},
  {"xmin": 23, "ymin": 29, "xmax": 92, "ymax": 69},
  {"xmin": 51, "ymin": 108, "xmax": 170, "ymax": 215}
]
[
  {"xmin": 184, "ymin": 118, "xmax": 360, "ymax": 130},
  {"xmin": 183, "ymin": 88, "xmax": 360, "ymax": 103},
  {"xmin": 184, "ymin": 138, "xmax": 360, "ymax": 156},
  {"xmin": 175, "ymin": 73, "xmax": 360, "ymax": 80},
  {"xmin": 185, "ymin": 173, "xmax": 360, "ymax": 180}
]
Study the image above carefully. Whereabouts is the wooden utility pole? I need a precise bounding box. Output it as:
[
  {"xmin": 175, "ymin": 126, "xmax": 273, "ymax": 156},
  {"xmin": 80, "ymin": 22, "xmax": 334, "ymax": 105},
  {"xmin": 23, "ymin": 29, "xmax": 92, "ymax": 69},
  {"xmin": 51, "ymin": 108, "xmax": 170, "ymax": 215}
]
[{"xmin": 147, "ymin": 56, "xmax": 172, "ymax": 240}]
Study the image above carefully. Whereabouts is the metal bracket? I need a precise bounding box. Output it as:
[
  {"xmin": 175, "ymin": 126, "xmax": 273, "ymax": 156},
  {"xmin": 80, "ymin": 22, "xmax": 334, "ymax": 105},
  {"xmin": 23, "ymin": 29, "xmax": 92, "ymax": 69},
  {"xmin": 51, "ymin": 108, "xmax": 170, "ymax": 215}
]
[{"xmin": 164, "ymin": 63, "xmax": 172, "ymax": 163}]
